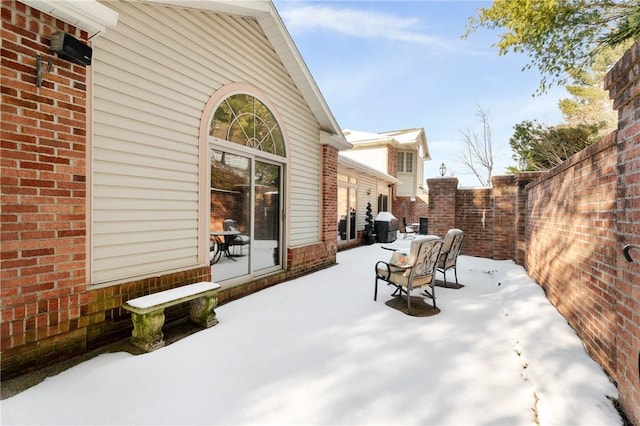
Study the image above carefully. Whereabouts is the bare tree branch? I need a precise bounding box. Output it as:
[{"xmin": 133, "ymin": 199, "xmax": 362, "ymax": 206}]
[{"xmin": 458, "ymin": 106, "xmax": 495, "ymax": 187}]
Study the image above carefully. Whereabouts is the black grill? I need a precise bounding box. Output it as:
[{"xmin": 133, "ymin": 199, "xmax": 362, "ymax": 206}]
[{"xmin": 375, "ymin": 212, "xmax": 398, "ymax": 243}]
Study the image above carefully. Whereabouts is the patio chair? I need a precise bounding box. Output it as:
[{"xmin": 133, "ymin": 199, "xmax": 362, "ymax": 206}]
[
  {"xmin": 374, "ymin": 236, "xmax": 444, "ymax": 315},
  {"xmin": 402, "ymin": 216, "xmax": 416, "ymax": 239},
  {"xmin": 222, "ymin": 219, "xmax": 250, "ymax": 256},
  {"xmin": 437, "ymin": 229, "xmax": 464, "ymax": 287}
]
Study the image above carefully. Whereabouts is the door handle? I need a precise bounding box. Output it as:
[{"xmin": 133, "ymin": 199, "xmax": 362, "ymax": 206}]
[{"xmin": 623, "ymin": 244, "xmax": 640, "ymax": 262}]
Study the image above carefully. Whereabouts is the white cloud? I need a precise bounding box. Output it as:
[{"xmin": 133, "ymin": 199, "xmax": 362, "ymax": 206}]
[{"xmin": 280, "ymin": 4, "xmax": 469, "ymax": 52}]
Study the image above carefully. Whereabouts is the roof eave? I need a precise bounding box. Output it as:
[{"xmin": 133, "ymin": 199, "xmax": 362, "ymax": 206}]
[
  {"xmin": 21, "ymin": 0, "xmax": 119, "ymax": 38},
  {"xmin": 338, "ymin": 154, "xmax": 399, "ymax": 184},
  {"xmin": 258, "ymin": 3, "xmax": 344, "ymax": 137}
]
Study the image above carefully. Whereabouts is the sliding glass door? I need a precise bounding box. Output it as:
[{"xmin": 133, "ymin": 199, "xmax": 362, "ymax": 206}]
[
  {"xmin": 253, "ymin": 160, "xmax": 281, "ymax": 272},
  {"xmin": 210, "ymin": 149, "xmax": 282, "ymax": 282}
]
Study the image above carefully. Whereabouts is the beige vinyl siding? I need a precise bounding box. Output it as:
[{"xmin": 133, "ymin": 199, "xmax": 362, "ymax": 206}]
[
  {"xmin": 357, "ymin": 176, "xmax": 377, "ymax": 230},
  {"xmin": 340, "ymin": 148, "xmax": 388, "ymax": 174},
  {"xmin": 396, "ymin": 174, "xmax": 415, "ymax": 197},
  {"xmin": 92, "ymin": 1, "xmax": 321, "ymax": 284}
]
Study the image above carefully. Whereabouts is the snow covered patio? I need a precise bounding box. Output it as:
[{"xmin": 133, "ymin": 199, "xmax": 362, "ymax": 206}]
[{"xmin": 0, "ymin": 240, "xmax": 621, "ymax": 425}]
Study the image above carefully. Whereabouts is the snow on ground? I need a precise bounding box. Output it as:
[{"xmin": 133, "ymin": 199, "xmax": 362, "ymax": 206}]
[{"xmin": 0, "ymin": 240, "xmax": 621, "ymax": 425}]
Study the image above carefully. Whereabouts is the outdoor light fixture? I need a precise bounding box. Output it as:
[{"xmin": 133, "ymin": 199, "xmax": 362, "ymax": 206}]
[
  {"xmin": 519, "ymin": 157, "xmax": 528, "ymax": 172},
  {"xmin": 439, "ymin": 162, "xmax": 447, "ymax": 177},
  {"xmin": 35, "ymin": 54, "xmax": 53, "ymax": 88},
  {"xmin": 367, "ymin": 188, "xmax": 371, "ymax": 195}
]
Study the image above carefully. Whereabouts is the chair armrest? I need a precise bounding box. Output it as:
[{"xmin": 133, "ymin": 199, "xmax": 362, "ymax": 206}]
[
  {"xmin": 376, "ymin": 260, "xmax": 413, "ymax": 280},
  {"xmin": 375, "ymin": 261, "xmax": 392, "ymax": 280}
]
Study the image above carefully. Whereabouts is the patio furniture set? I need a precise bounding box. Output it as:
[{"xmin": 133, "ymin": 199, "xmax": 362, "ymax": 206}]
[
  {"xmin": 120, "ymin": 227, "xmax": 464, "ymax": 354},
  {"xmin": 374, "ymin": 228, "xmax": 465, "ymax": 315},
  {"xmin": 210, "ymin": 219, "xmax": 250, "ymax": 264}
]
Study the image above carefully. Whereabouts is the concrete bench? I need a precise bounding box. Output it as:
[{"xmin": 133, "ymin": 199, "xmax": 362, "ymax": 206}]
[{"xmin": 122, "ymin": 281, "xmax": 220, "ymax": 352}]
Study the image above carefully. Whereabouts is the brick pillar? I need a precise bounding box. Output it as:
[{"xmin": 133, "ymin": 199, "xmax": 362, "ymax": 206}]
[
  {"xmin": 492, "ymin": 175, "xmax": 517, "ymax": 260},
  {"xmin": 515, "ymin": 172, "xmax": 540, "ymax": 266},
  {"xmin": 321, "ymin": 144, "xmax": 338, "ymax": 256},
  {"xmin": 426, "ymin": 177, "xmax": 458, "ymax": 237},
  {"xmin": 605, "ymin": 39, "xmax": 640, "ymax": 426}
]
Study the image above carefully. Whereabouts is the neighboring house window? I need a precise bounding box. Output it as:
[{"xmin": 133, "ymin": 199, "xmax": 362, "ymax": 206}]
[
  {"xmin": 378, "ymin": 194, "xmax": 388, "ymax": 212},
  {"xmin": 210, "ymin": 94, "xmax": 285, "ymax": 156},
  {"xmin": 398, "ymin": 151, "xmax": 413, "ymax": 173}
]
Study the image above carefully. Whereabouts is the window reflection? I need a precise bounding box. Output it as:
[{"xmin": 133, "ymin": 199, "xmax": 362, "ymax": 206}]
[
  {"xmin": 210, "ymin": 94, "xmax": 285, "ymax": 156},
  {"xmin": 254, "ymin": 161, "xmax": 280, "ymax": 271},
  {"xmin": 210, "ymin": 150, "xmax": 250, "ymax": 281}
]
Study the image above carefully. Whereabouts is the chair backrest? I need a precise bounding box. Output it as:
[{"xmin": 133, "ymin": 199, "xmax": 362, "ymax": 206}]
[
  {"xmin": 440, "ymin": 229, "xmax": 464, "ymax": 269},
  {"xmin": 223, "ymin": 219, "xmax": 239, "ymax": 232},
  {"xmin": 406, "ymin": 236, "xmax": 443, "ymax": 279},
  {"xmin": 402, "ymin": 216, "xmax": 409, "ymax": 227}
]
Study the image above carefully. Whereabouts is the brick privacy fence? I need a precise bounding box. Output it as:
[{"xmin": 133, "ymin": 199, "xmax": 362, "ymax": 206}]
[
  {"xmin": 427, "ymin": 175, "xmax": 526, "ymax": 260},
  {"xmin": 526, "ymin": 41, "xmax": 639, "ymax": 424},
  {"xmin": 0, "ymin": 2, "xmax": 338, "ymax": 380},
  {"xmin": 426, "ymin": 42, "xmax": 640, "ymax": 424}
]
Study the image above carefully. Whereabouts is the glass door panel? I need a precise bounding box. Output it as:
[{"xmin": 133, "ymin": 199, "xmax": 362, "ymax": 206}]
[
  {"xmin": 253, "ymin": 160, "xmax": 281, "ymax": 272},
  {"xmin": 349, "ymin": 188, "xmax": 357, "ymax": 240},
  {"xmin": 338, "ymin": 185, "xmax": 357, "ymax": 243},
  {"xmin": 338, "ymin": 187, "xmax": 348, "ymax": 241},
  {"xmin": 210, "ymin": 149, "xmax": 251, "ymax": 281}
]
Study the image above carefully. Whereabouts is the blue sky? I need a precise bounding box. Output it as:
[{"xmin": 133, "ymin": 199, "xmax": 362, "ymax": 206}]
[{"xmin": 274, "ymin": 0, "xmax": 568, "ymax": 187}]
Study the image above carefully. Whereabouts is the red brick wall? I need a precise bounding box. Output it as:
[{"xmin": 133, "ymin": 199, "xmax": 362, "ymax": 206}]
[
  {"xmin": 1, "ymin": 1, "xmax": 91, "ymax": 378},
  {"xmin": 492, "ymin": 175, "xmax": 517, "ymax": 260},
  {"xmin": 521, "ymin": 39, "xmax": 640, "ymax": 423},
  {"xmin": 210, "ymin": 190, "xmax": 244, "ymax": 231},
  {"xmin": 525, "ymin": 134, "xmax": 619, "ymax": 375},
  {"xmin": 455, "ymin": 187, "xmax": 493, "ymax": 257},
  {"xmin": 387, "ymin": 146, "xmax": 398, "ymax": 177},
  {"xmin": 322, "ymin": 144, "xmax": 338, "ymax": 252},
  {"xmin": 426, "ymin": 177, "xmax": 458, "ymax": 237},
  {"xmin": 605, "ymin": 40, "xmax": 640, "ymax": 425},
  {"xmin": 392, "ymin": 196, "xmax": 428, "ymax": 229}
]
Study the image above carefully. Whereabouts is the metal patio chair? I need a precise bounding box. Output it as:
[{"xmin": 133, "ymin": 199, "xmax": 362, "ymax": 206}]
[
  {"xmin": 401, "ymin": 216, "xmax": 417, "ymax": 239},
  {"xmin": 437, "ymin": 228, "xmax": 464, "ymax": 287},
  {"xmin": 374, "ymin": 236, "xmax": 444, "ymax": 315}
]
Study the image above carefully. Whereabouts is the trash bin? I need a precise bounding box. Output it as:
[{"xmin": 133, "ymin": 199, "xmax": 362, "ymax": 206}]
[
  {"xmin": 375, "ymin": 212, "xmax": 398, "ymax": 243},
  {"xmin": 419, "ymin": 217, "xmax": 429, "ymax": 235}
]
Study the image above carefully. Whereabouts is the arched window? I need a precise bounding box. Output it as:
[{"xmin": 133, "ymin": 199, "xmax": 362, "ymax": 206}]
[
  {"xmin": 206, "ymin": 89, "xmax": 285, "ymax": 283},
  {"xmin": 210, "ymin": 94, "xmax": 285, "ymax": 157}
]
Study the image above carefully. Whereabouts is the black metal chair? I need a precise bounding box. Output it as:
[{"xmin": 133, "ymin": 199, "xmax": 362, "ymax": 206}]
[
  {"xmin": 222, "ymin": 219, "xmax": 250, "ymax": 256},
  {"xmin": 401, "ymin": 216, "xmax": 416, "ymax": 239},
  {"xmin": 374, "ymin": 236, "xmax": 444, "ymax": 315}
]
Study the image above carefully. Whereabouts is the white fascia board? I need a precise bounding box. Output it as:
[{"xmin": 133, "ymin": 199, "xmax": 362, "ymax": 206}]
[
  {"xmin": 22, "ymin": 0, "xmax": 118, "ymax": 38},
  {"xmin": 417, "ymin": 129, "xmax": 431, "ymax": 161},
  {"xmin": 141, "ymin": 0, "xmax": 270, "ymax": 18},
  {"xmin": 321, "ymin": 131, "xmax": 352, "ymax": 151}
]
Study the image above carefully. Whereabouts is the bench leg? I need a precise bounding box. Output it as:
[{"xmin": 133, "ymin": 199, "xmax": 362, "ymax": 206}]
[
  {"xmin": 189, "ymin": 293, "xmax": 219, "ymax": 328},
  {"xmin": 130, "ymin": 309, "xmax": 165, "ymax": 352}
]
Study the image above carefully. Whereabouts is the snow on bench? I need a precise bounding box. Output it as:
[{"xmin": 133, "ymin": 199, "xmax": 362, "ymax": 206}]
[{"xmin": 122, "ymin": 281, "xmax": 221, "ymax": 352}]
